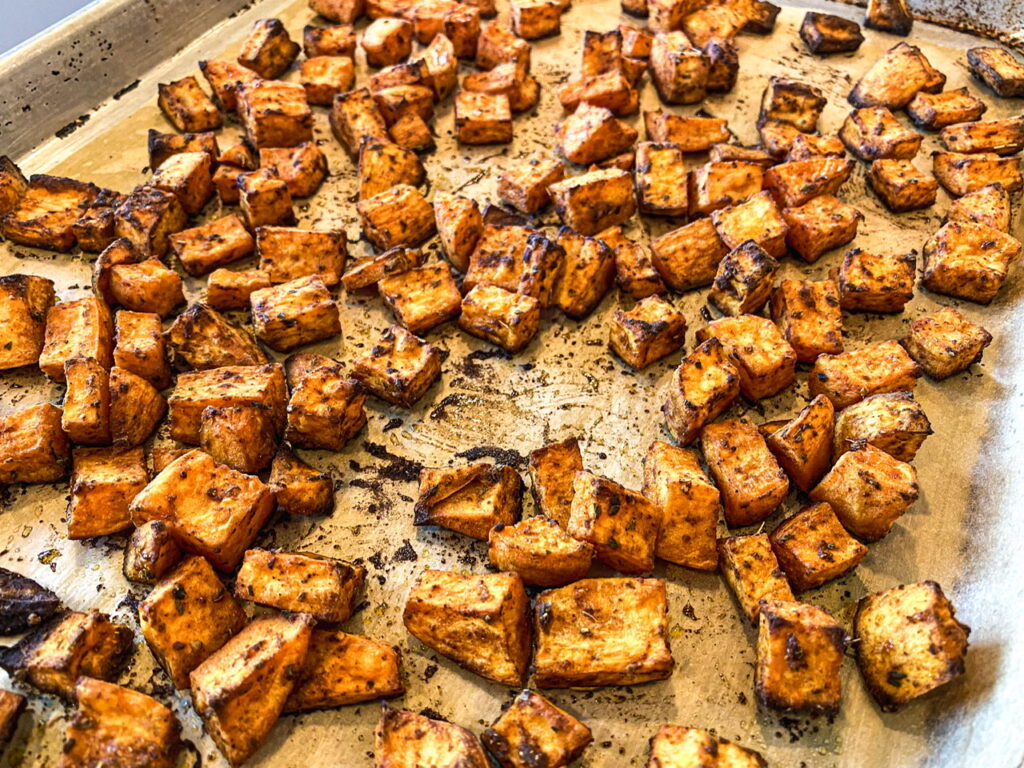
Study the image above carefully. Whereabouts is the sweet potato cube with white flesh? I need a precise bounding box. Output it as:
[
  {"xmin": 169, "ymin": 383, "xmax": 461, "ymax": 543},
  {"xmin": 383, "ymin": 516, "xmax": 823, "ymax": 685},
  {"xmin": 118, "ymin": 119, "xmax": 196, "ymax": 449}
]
[
  {"xmin": 557, "ymin": 71, "xmax": 638, "ymax": 118},
  {"xmin": 764, "ymin": 155, "xmax": 854, "ymax": 209},
  {"xmin": 0, "ymin": 402, "xmax": 69, "ymax": 484},
  {"xmin": 286, "ymin": 362, "xmax": 366, "ymax": 452},
  {"xmin": 357, "ymin": 184, "xmax": 436, "ymax": 250},
  {"xmin": 67, "ymin": 446, "xmax": 147, "ymax": 539},
  {"xmin": 650, "ymin": 218, "xmax": 729, "ymax": 294},
  {"xmin": 239, "ymin": 169, "xmax": 297, "ymax": 230},
  {"xmin": 552, "ymin": 229, "xmax": 615, "ymax": 319},
  {"xmin": 207, "ymin": 269, "xmax": 272, "ymax": 311},
  {"xmin": 420, "ymin": 33, "xmax": 458, "ymax": 101},
  {"xmin": 235, "ymin": 549, "xmax": 365, "ymax": 623},
  {"xmin": 497, "ymin": 152, "xmax": 564, "ymax": 214},
  {"xmin": 831, "ymin": 248, "xmax": 916, "ymax": 313},
  {"xmin": 190, "ymin": 613, "xmax": 314, "ymax": 766},
  {"xmin": 378, "ymin": 261, "xmax": 462, "ymax": 336},
  {"xmin": 38, "ymin": 297, "xmax": 113, "ymax": 382},
  {"xmin": 165, "ymin": 304, "xmax": 266, "ymax": 371},
  {"xmin": 151, "ymin": 152, "xmax": 213, "ymax": 216},
  {"xmin": 167, "ymin": 364, "xmax": 287, "ymax": 444},
  {"xmin": 310, "ymin": 0, "xmax": 365, "ymax": 23},
  {"xmin": 902, "ymin": 307, "xmax": 992, "ymax": 380},
  {"xmin": 113, "ymin": 186, "xmax": 187, "ymax": 259},
  {"xmin": 759, "ymin": 77, "xmax": 826, "ymax": 133},
  {"xmin": 1, "ymin": 174, "xmax": 99, "ymax": 251},
  {"xmin": 855, "ymin": 582, "xmax": 970, "ymax": 711},
  {"xmin": 64, "ymin": 357, "xmax": 112, "ymax": 445},
  {"xmin": 259, "ymin": 142, "xmax": 329, "ymax": 199},
  {"xmin": 139, "ymin": 555, "xmax": 247, "ymax": 689},
  {"xmin": 237, "ymin": 18, "xmax": 300, "ymax": 79},
  {"xmin": 549, "ymin": 169, "xmax": 636, "ymax": 237},
  {"xmin": 663, "ymin": 338, "xmax": 740, "ymax": 446},
  {"xmin": 810, "ymin": 340, "xmax": 921, "ymax": 410},
  {"xmin": 285, "ymin": 630, "xmax": 404, "ymax": 712},
  {"xmin": 810, "ymin": 444, "xmax": 918, "ymax": 541},
  {"xmin": 199, "ymin": 404, "xmax": 277, "ymax": 474},
  {"xmin": 839, "ymin": 107, "xmax": 922, "ymax": 162},
  {"xmin": 608, "ymin": 295, "xmax": 687, "ymax": 370},
  {"xmin": 922, "ymin": 220, "xmax": 1022, "ymax": 304},
  {"xmin": 299, "ymin": 55, "xmax": 356, "ymax": 105},
  {"xmin": 414, "ymin": 463, "xmax": 523, "ymax": 540},
  {"xmin": 600, "ymin": 226, "xmax": 665, "ymax": 300},
  {"xmin": 756, "ymin": 600, "xmax": 846, "ymax": 717},
  {"xmin": 644, "ymin": 112, "xmax": 730, "ymax": 154},
  {"xmin": 130, "ymin": 449, "xmax": 276, "ymax": 570},
  {"xmin": 708, "ymin": 240, "xmax": 780, "ymax": 317},
  {"xmin": 567, "ymin": 471, "xmax": 660, "ymax": 574},
  {"xmin": 57, "ymin": 678, "xmax": 181, "ymax": 768},
  {"xmin": 947, "ymin": 183, "xmax": 1011, "ymax": 232},
  {"xmin": 250, "ymin": 276, "xmax": 341, "ymax": 352},
  {"xmin": 123, "ymin": 520, "xmax": 182, "ymax": 584},
  {"xmin": 849, "ymin": 42, "xmax": 945, "ymax": 109},
  {"xmin": 648, "ymin": 726, "xmax": 767, "ymax": 768},
  {"xmin": 763, "ymin": 396, "xmax": 833, "ymax": 494},
  {"xmin": 634, "ymin": 142, "xmax": 687, "ymax": 217},
  {"xmin": 782, "ymin": 195, "xmax": 861, "ymax": 264},
  {"xmin": 786, "ymin": 133, "xmax": 846, "ymax": 162},
  {"xmin": 511, "ymin": 0, "xmax": 561, "ymax": 39},
  {"xmin": 269, "ymin": 448, "xmax": 334, "ymax": 517},
  {"xmin": 0, "ymin": 155, "xmax": 28, "ymax": 216},
  {"xmin": 711, "ymin": 191, "xmax": 788, "ymax": 261},
  {"xmin": 351, "ymin": 324, "xmax": 441, "ymax": 407},
  {"xmin": 528, "ymin": 437, "xmax": 583, "ymax": 529},
  {"xmin": 968, "ymin": 46, "xmax": 1024, "ymax": 98},
  {"xmin": 198, "ymin": 59, "xmax": 261, "ymax": 115},
  {"xmin": 357, "ymin": 138, "xmax": 424, "ymax": 202},
  {"xmin": 697, "ymin": 315, "xmax": 796, "ymax": 402},
  {"xmin": 533, "ymin": 577, "xmax": 674, "ymax": 688},
  {"xmin": 403, "ymin": 569, "xmax": 530, "ymax": 685},
  {"xmin": 376, "ymin": 706, "xmax": 490, "ymax": 768},
  {"xmin": 0, "ymin": 611, "xmax": 132, "ymax": 700},
  {"xmin": 799, "ymin": 11, "xmax": 864, "ymax": 55},
  {"xmin": 330, "ymin": 88, "xmax": 389, "ymax": 155},
  {"xmin": 702, "ymin": 418, "xmax": 789, "ymax": 527},
  {"xmin": 834, "ymin": 391, "xmax": 931, "ymax": 463},
  {"xmin": 433, "ymin": 191, "xmax": 482, "ymax": 273},
  {"xmin": 0, "ymin": 274, "xmax": 55, "ymax": 371},
  {"xmin": 482, "ymin": 690, "xmax": 593, "ymax": 768},
  {"xmin": 933, "ymin": 151, "xmax": 1022, "ymax": 198},
  {"xmin": 769, "ymin": 503, "xmax": 867, "ymax": 593},
  {"xmin": 362, "ymin": 18, "xmax": 414, "ymax": 67},
  {"xmin": 688, "ymin": 160, "xmax": 762, "ymax": 218},
  {"xmin": 157, "ymin": 76, "xmax": 221, "ymax": 133},
  {"xmin": 649, "ymin": 32, "xmax": 708, "ymax": 105},
  {"xmin": 942, "ymin": 118, "xmax": 1024, "ymax": 157},
  {"xmin": 907, "ymin": 88, "xmax": 987, "ymax": 131},
  {"xmin": 642, "ymin": 441, "xmax": 720, "ymax": 571},
  {"xmin": 455, "ymin": 91, "xmax": 513, "ymax": 145},
  {"xmin": 867, "ymin": 159, "xmax": 938, "ymax": 213},
  {"xmin": 304, "ymin": 24, "xmax": 357, "ymax": 57},
  {"xmin": 239, "ymin": 80, "xmax": 313, "ymax": 150},
  {"xmin": 169, "ymin": 215, "xmax": 254, "ymax": 277},
  {"xmin": 769, "ymin": 279, "xmax": 843, "ymax": 364},
  {"xmin": 488, "ymin": 516, "xmax": 593, "ymax": 587},
  {"xmin": 459, "ymin": 285, "xmax": 542, "ymax": 354}
]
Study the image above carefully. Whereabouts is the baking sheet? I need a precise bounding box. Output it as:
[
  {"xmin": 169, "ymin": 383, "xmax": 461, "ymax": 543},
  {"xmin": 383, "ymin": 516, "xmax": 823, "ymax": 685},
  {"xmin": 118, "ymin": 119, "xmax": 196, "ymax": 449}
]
[{"xmin": 2, "ymin": 1, "xmax": 1024, "ymax": 766}]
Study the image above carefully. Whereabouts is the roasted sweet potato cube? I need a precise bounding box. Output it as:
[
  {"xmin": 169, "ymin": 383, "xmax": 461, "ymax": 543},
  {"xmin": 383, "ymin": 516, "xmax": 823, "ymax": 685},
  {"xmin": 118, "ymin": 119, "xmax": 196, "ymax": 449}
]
[
  {"xmin": 357, "ymin": 184, "xmax": 435, "ymax": 250},
  {"xmin": 618, "ymin": 24, "xmax": 652, "ymax": 57},
  {"xmin": 38, "ymin": 297, "xmax": 113, "ymax": 382},
  {"xmin": 147, "ymin": 129, "xmax": 219, "ymax": 173},
  {"xmin": 711, "ymin": 191, "xmax": 788, "ymax": 260},
  {"xmin": 476, "ymin": 22, "xmax": 530, "ymax": 70},
  {"xmin": 933, "ymin": 151, "xmax": 1022, "ymax": 197},
  {"xmin": 63, "ymin": 359, "xmax": 111, "ymax": 446},
  {"xmin": 633, "ymin": 142, "xmax": 687, "ymax": 217},
  {"xmin": 286, "ymin": 361, "xmax": 366, "ymax": 451},
  {"xmin": 567, "ymin": 471, "xmax": 660, "ymax": 574},
  {"xmin": 764, "ymin": 155, "xmax": 854, "ymax": 208},
  {"xmin": 697, "ymin": 315, "xmax": 796, "ymax": 401},
  {"xmin": 362, "ymin": 17, "xmax": 414, "ymax": 67},
  {"xmin": 648, "ymin": 725, "xmax": 767, "ymax": 768},
  {"xmin": 304, "ymin": 24, "xmax": 357, "ymax": 56},
  {"xmin": 902, "ymin": 306, "xmax": 992, "ymax": 380},
  {"xmin": 760, "ymin": 77, "xmax": 826, "ymax": 133},
  {"xmin": 701, "ymin": 418, "xmax": 788, "ymax": 527},
  {"xmin": 0, "ymin": 611, "xmax": 131, "ymax": 700},
  {"xmin": 330, "ymin": 88, "xmax": 389, "ymax": 155},
  {"xmin": 680, "ymin": 4, "xmax": 744, "ymax": 48},
  {"xmin": 757, "ymin": 119, "xmax": 803, "ymax": 159},
  {"xmin": 414, "ymin": 463, "xmax": 523, "ymax": 539},
  {"xmin": 855, "ymin": 582, "xmax": 970, "ymax": 711},
  {"xmin": 482, "ymin": 689, "xmax": 592, "ymax": 768},
  {"xmin": 835, "ymin": 391, "xmax": 930, "ymax": 465},
  {"xmin": 165, "ymin": 304, "xmax": 266, "ymax": 371},
  {"xmin": 440, "ymin": 4, "xmax": 484, "ymax": 59},
  {"xmin": 113, "ymin": 186, "xmax": 187, "ymax": 259},
  {"xmin": 213, "ymin": 165, "xmax": 244, "ymax": 204},
  {"xmin": 922, "ymin": 220, "xmax": 1021, "ymax": 304},
  {"xmin": 907, "ymin": 88, "xmax": 987, "ymax": 131},
  {"xmin": 259, "ymin": 142, "xmax": 329, "ymax": 199},
  {"xmin": 488, "ymin": 516, "xmax": 593, "ymax": 587},
  {"xmin": 73, "ymin": 196, "xmax": 121, "ymax": 254},
  {"xmin": 600, "ymin": 225, "xmax": 665, "ymax": 299},
  {"xmin": 106, "ymin": 257, "xmax": 185, "ymax": 319},
  {"xmin": 190, "ymin": 613, "xmax": 314, "ymax": 766},
  {"xmin": 389, "ymin": 112, "xmax": 435, "ymax": 151},
  {"xmin": 865, "ymin": 0, "xmax": 912, "ymax": 33},
  {"xmin": 533, "ymin": 577, "xmax": 673, "ymax": 688},
  {"xmin": 0, "ymin": 689, "xmax": 24, "ymax": 751},
  {"xmin": 376, "ymin": 706, "xmax": 489, "ymax": 767},
  {"xmin": 648, "ymin": 35, "xmax": 707, "ymax": 106},
  {"xmin": 403, "ymin": 569, "xmax": 530, "ymax": 685},
  {"xmin": 557, "ymin": 71, "xmax": 638, "ymax": 117},
  {"xmin": 703, "ymin": 35, "xmax": 739, "ymax": 93},
  {"xmin": 840, "ymin": 107, "xmax": 922, "ymax": 161},
  {"xmin": 941, "ymin": 118, "xmax": 1024, "ymax": 157},
  {"xmin": 849, "ymin": 42, "xmax": 945, "ymax": 109},
  {"xmin": 157, "ymin": 76, "xmax": 222, "ymax": 132},
  {"xmin": 57, "ymin": 678, "xmax": 181, "ymax": 768},
  {"xmin": 511, "ymin": 0, "xmax": 561, "ymax": 38},
  {"xmin": 67, "ymin": 446, "xmax": 146, "ymax": 538},
  {"xmin": 419, "ymin": 33, "xmax": 459, "ymax": 100},
  {"xmin": 0, "ymin": 155, "xmax": 28, "ymax": 216},
  {"xmin": 151, "ymin": 151, "xmax": 213, "ymax": 215},
  {"xmin": 770, "ymin": 279, "xmax": 843, "ymax": 364},
  {"xmin": 250, "ymin": 276, "xmax": 341, "ymax": 352},
  {"xmin": 800, "ymin": 11, "xmax": 864, "ymax": 54},
  {"xmin": 608, "ymin": 295, "xmax": 687, "ymax": 370},
  {"xmin": 311, "ymin": 0, "xmax": 365, "ymax": 23},
  {"xmin": 236, "ymin": 549, "xmax": 365, "ymax": 623},
  {"xmin": 285, "ymin": 630, "xmax": 404, "ymax": 712},
  {"xmin": 642, "ymin": 441, "xmax": 719, "ymax": 570},
  {"xmin": 239, "ymin": 80, "xmax": 314, "ymax": 150},
  {"xmin": 1, "ymin": 174, "xmax": 99, "ymax": 252},
  {"xmin": 549, "ymin": 169, "xmax": 636, "ymax": 236},
  {"xmin": 139, "ymin": 555, "xmax": 247, "ymax": 689},
  {"xmin": 0, "ymin": 403, "xmax": 69, "ymax": 484},
  {"xmin": 644, "ymin": 111, "xmax": 729, "ymax": 153},
  {"xmin": 269, "ymin": 447, "xmax": 334, "ymax": 517},
  {"xmin": 238, "ymin": 169, "xmax": 297, "ymax": 229},
  {"xmin": 663, "ymin": 337, "xmax": 740, "ymax": 445},
  {"xmin": 433, "ymin": 191, "xmax": 482, "ymax": 273},
  {"xmin": 455, "ymin": 91, "xmax": 513, "ymax": 145},
  {"xmin": 769, "ymin": 503, "xmax": 867, "ymax": 593},
  {"xmin": 831, "ymin": 248, "xmax": 915, "ymax": 313},
  {"xmin": 199, "ymin": 404, "xmax": 277, "ymax": 473},
  {"xmin": 206, "ymin": 269, "xmax": 272, "ymax": 312},
  {"xmin": 551, "ymin": 229, "xmax": 615, "ymax": 319},
  {"xmin": 645, "ymin": 0, "xmax": 687, "ymax": 30},
  {"xmin": 756, "ymin": 600, "xmax": 846, "ymax": 716},
  {"xmin": 764, "ymin": 395, "xmax": 834, "ymax": 492},
  {"xmin": 168, "ymin": 364, "xmax": 285, "ymax": 444},
  {"xmin": 810, "ymin": 444, "xmax": 918, "ymax": 541},
  {"xmin": 496, "ymin": 152, "xmax": 564, "ymax": 214},
  {"xmin": 357, "ymin": 138, "xmax": 423, "ymax": 202},
  {"xmin": 253, "ymin": 229, "xmax": 345, "ymax": 290},
  {"xmin": 782, "ymin": 195, "xmax": 861, "ymax": 264},
  {"xmin": 198, "ymin": 59, "xmax": 261, "ymax": 114},
  {"xmin": 809, "ymin": 340, "xmax": 921, "ymax": 409},
  {"xmin": 688, "ymin": 160, "xmax": 762, "ymax": 217},
  {"xmin": 528, "ymin": 437, "xmax": 583, "ymax": 529},
  {"xmin": 350, "ymin": 324, "xmax": 440, "ymax": 407},
  {"xmin": 123, "ymin": 520, "xmax": 182, "ymax": 584},
  {"xmin": 868, "ymin": 159, "xmax": 938, "ymax": 212},
  {"xmin": 580, "ymin": 28, "xmax": 624, "ymax": 80},
  {"xmin": 650, "ymin": 218, "xmax": 728, "ymax": 293},
  {"xmin": 459, "ymin": 285, "xmax": 541, "ymax": 353},
  {"xmin": 946, "ymin": 182, "xmax": 1010, "ymax": 232},
  {"xmin": 709, "ymin": 240, "xmax": 780, "ymax": 316},
  {"xmin": 786, "ymin": 133, "xmax": 846, "ymax": 161},
  {"xmin": 130, "ymin": 449, "xmax": 276, "ymax": 570},
  {"xmin": 237, "ymin": 18, "xmax": 300, "ymax": 79},
  {"xmin": 968, "ymin": 46, "xmax": 1024, "ymax": 98},
  {"xmin": 0, "ymin": 274, "xmax": 55, "ymax": 371},
  {"xmin": 168, "ymin": 215, "xmax": 254, "ymax": 278},
  {"xmin": 374, "ymin": 83, "xmax": 436, "ymax": 126},
  {"xmin": 374, "ymin": 261, "xmax": 462, "ymax": 335}
]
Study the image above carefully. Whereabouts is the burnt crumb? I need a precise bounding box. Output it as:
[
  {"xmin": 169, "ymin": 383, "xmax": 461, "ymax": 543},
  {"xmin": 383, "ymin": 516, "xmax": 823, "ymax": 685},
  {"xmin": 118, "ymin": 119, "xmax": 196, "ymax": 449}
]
[
  {"xmin": 368, "ymin": 551, "xmax": 385, "ymax": 570},
  {"xmin": 56, "ymin": 114, "xmax": 91, "ymax": 139},
  {"xmin": 455, "ymin": 445, "xmax": 527, "ymax": 469},
  {"xmin": 112, "ymin": 79, "xmax": 141, "ymax": 100},
  {"xmin": 391, "ymin": 540, "xmax": 418, "ymax": 562},
  {"xmin": 738, "ymin": 691, "xmax": 748, "ymax": 705},
  {"xmin": 460, "ymin": 348, "xmax": 512, "ymax": 378},
  {"xmin": 363, "ymin": 440, "xmax": 424, "ymax": 482},
  {"xmin": 382, "ymin": 417, "xmax": 403, "ymax": 432},
  {"xmin": 423, "ymin": 664, "xmax": 438, "ymax": 682},
  {"xmin": 419, "ymin": 707, "xmax": 446, "ymax": 721},
  {"xmin": 682, "ymin": 603, "xmax": 697, "ymax": 621},
  {"xmin": 429, "ymin": 393, "xmax": 482, "ymax": 420}
]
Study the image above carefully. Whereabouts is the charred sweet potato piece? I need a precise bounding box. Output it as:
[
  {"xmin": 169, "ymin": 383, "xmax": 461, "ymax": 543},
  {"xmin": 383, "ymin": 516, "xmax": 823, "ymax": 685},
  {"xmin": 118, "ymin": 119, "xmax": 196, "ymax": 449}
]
[
  {"xmin": 849, "ymin": 42, "xmax": 945, "ymax": 109},
  {"xmin": 701, "ymin": 418, "xmax": 789, "ymax": 527},
  {"xmin": 696, "ymin": 314, "xmax": 796, "ymax": 401},
  {"xmin": 809, "ymin": 340, "xmax": 921, "ymax": 410},
  {"xmin": 167, "ymin": 364, "xmax": 286, "ymax": 444},
  {"xmin": 708, "ymin": 240, "xmax": 780, "ymax": 317},
  {"xmin": 831, "ymin": 248, "xmax": 915, "ymax": 313},
  {"xmin": 968, "ymin": 46, "xmax": 1024, "ymax": 98},
  {"xmin": 414, "ymin": 462, "xmax": 523, "ymax": 540},
  {"xmin": 68, "ymin": 446, "xmax": 147, "ymax": 539},
  {"xmin": 922, "ymin": 220, "xmax": 1021, "ymax": 304},
  {"xmin": 650, "ymin": 218, "xmax": 729, "ymax": 292},
  {"xmin": 285, "ymin": 359, "xmax": 366, "ymax": 451},
  {"xmin": 608, "ymin": 295, "xmax": 687, "ymax": 370},
  {"xmin": 0, "ymin": 567, "xmax": 60, "ymax": 635},
  {"xmin": 375, "ymin": 705, "xmax": 489, "ymax": 768},
  {"xmin": 770, "ymin": 503, "xmax": 867, "ymax": 592},
  {"xmin": 834, "ymin": 391, "xmax": 931, "ymax": 463},
  {"xmin": 239, "ymin": 80, "xmax": 314, "ymax": 150},
  {"xmin": 663, "ymin": 338, "xmax": 740, "ymax": 446},
  {"xmin": 0, "ymin": 275, "xmax": 55, "ymax": 372},
  {"xmin": 764, "ymin": 395, "xmax": 835, "ymax": 493},
  {"xmin": 157, "ymin": 76, "xmax": 222, "ymax": 132},
  {"xmin": 901, "ymin": 306, "xmax": 992, "ymax": 380},
  {"xmin": 123, "ymin": 520, "xmax": 182, "ymax": 585},
  {"xmin": 165, "ymin": 303, "xmax": 266, "ymax": 370},
  {"xmin": 236, "ymin": 549, "xmax": 365, "ymax": 623},
  {"xmin": 488, "ymin": 516, "xmax": 593, "ymax": 587},
  {"xmin": 528, "ymin": 437, "xmax": 584, "ymax": 529},
  {"xmin": 269, "ymin": 447, "xmax": 335, "ymax": 517},
  {"xmin": 648, "ymin": 725, "xmax": 767, "ymax": 768},
  {"xmin": 770, "ymin": 279, "xmax": 843, "ymax": 364},
  {"xmin": 760, "ymin": 77, "xmax": 826, "ymax": 133},
  {"xmin": 482, "ymin": 690, "xmax": 593, "ymax": 768},
  {"xmin": 800, "ymin": 12, "xmax": 864, "ymax": 55}
]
